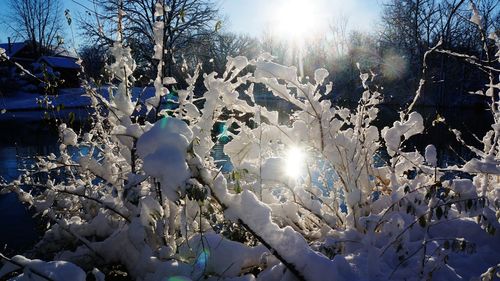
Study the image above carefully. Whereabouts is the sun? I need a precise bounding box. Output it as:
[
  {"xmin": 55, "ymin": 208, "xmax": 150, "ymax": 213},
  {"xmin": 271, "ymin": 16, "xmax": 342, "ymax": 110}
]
[
  {"xmin": 284, "ymin": 146, "xmax": 306, "ymax": 178},
  {"xmin": 272, "ymin": 0, "xmax": 321, "ymax": 41}
]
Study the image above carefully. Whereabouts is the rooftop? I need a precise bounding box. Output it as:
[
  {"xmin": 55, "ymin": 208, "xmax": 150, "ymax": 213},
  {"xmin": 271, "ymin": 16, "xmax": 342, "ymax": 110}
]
[
  {"xmin": 38, "ymin": 56, "xmax": 81, "ymax": 69},
  {"xmin": 0, "ymin": 42, "xmax": 27, "ymax": 57}
]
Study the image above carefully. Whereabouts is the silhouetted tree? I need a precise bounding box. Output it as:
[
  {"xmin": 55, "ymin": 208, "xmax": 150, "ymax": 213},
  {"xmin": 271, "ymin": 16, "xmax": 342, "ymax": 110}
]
[
  {"xmin": 79, "ymin": 44, "xmax": 109, "ymax": 82},
  {"xmin": 2, "ymin": 0, "xmax": 64, "ymax": 56},
  {"xmin": 79, "ymin": 0, "xmax": 219, "ymax": 78}
]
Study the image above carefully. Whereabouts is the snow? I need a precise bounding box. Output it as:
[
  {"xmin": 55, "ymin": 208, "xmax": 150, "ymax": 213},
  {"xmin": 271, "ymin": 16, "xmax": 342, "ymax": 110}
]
[
  {"xmin": 91, "ymin": 268, "xmax": 105, "ymax": 281},
  {"xmin": 163, "ymin": 77, "xmax": 177, "ymax": 85},
  {"xmin": 382, "ymin": 112, "xmax": 424, "ymax": 156},
  {"xmin": 451, "ymin": 179, "xmax": 477, "ymax": 197},
  {"xmin": 3, "ymin": 49, "xmax": 500, "ymax": 281},
  {"xmin": 462, "ymin": 157, "xmax": 500, "ymax": 174},
  {"xmin": 150, "ymin": 10, "xmax": 167, "ymax": 111},
  {"xmin": 0, "ymin": 89, "xmax": 89, "ymax": 111},
  {"xmin": 139, "ymin": 195, "xmax": 164, "ymax": 228},
  {"xmin": 425, "ymin": 144, "xmax": 437, "ymax": 166},
  {"xmin": 38, "ymin": 56, "xmax": 81, "ymax": 69},
  {"xmin": 470, "ymin": 2, "xmax": 482, "ymax": 27},
  {"xmin": 314, "ymin": 68, "xmax": 329, "ymax": 85},
  {"xmin": 255, "ymin": 60, "xmax": 298, "ymax": 83},
  {"xmin": 212, "ymin": 174, "xmax": 357, "ymax": 281},
  {"xmin": 0, "ymin": 255, "xmax": 86, "ymax": 281},
  {"xmin": 59, "ymin": 123, "xmax": 78, "ymax": 146},
  {"xmin": 137, "ymin": 117, "xmax": 193, "ymax": 201},
  {"xmin": 224, "ymin": 56, "xmax": 249, "ymax": 79},
  {"xmin": 180, "ymin": 233, "xmax": 268, "ymax": 278},
  {"xmin": 154, "ymin": 2, "xmax": 164, "ymax": 17},
  {"xmin": 260, "ymin": 157, "xmax": 286, "ymax": 182},
  {"xmin": 108, "ymin": 43, "xmax": 137, "ymax": 116},
  {"xmin": 152, "ymin": 21, "xmax": 164, "ymax": 60}
]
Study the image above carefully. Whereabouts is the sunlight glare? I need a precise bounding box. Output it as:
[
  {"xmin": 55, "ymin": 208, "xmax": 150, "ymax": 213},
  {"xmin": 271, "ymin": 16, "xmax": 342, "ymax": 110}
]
[
  {"xmin": 273, "ymin": 0, "xmax": 319, "ymax": 41},
  {"xmin": 284, "ymin": 146, "xmax": 306, "ymax": 178}
]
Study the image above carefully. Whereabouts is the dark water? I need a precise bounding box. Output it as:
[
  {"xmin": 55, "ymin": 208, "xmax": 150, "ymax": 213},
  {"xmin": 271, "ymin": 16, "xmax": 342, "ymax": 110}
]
[
  {"xmin": 0, "ymin": 121, "xmax": 59, "ymax": 255},
  {"xmin": 376, "ymin": 105, "xmax": 493, "ymax": 166},
  {"xmin": 0, "ymin": 104, "xmax": 494, "ymax": 255}
]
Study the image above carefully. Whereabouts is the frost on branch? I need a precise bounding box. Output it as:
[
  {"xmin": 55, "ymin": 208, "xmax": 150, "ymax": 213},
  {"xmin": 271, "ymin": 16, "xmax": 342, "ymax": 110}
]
[
  {"xmin": 470, "ymin": 2, "xmax": 482, "ymax": 27},
  {"xmin": 382, "ymin": 111, "xmax": 424, "ymax": 156},
  {"xmin": 2, "ymin": 36, "xmax": 499, "ymax": 281},
  {"xmin": 59, "ymin": 123, "xmax": 77, "ymax": 146},
  {"xmin": 108, "ymin": 43, "xmax": 136, "ymax": 117}
]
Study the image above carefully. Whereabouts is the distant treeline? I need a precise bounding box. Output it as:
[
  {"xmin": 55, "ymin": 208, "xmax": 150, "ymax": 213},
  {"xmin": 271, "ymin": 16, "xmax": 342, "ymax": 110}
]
[{"xmin": 73, "ymin": 0, "xmax": 498, "ymax": 107}]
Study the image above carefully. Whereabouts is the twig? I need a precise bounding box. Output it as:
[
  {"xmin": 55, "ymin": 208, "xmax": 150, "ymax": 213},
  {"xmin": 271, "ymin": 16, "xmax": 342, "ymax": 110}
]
[
  {"xmin": 407, "ymin": 40, "xmax": 443, "ymax": 113},
  {"xmin": 192, "ymin": 156, "xmax": 308, "ymax": 281},
  {"xmin": 55, "ymin": 188, "xmax": 131, "ymax": 222},
  {"xmin": 435, "ymin": 49, "xmax": 500, "ymax": 73},
  {"xmin": 237, "ymin": 219, "xmax": 307, "ymax": 281}
]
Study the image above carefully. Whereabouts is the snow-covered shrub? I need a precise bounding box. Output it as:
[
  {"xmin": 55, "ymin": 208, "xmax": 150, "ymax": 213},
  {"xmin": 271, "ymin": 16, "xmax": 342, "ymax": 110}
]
[{"xmin": 1, "ymin": 4, "xmax": 499, "ymax": 281}]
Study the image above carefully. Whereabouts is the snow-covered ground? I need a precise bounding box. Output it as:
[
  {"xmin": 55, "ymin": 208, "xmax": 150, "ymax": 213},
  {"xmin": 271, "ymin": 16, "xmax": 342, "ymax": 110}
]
[
  {"xmin": 0, "ymin": 88, "xmax": 90, "ymax": 121},
  {"xmin": 0, "ymin": 86, "xmax": 174, "ymax": 121},
  {"xmin": 0, "ymin": 89, "xmax": 88, "ymax": 111}
]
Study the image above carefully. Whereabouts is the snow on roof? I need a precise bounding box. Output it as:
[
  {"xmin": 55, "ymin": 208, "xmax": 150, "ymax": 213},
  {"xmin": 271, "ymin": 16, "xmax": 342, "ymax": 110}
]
[
  {"xmin": 0, "ymin": 42, "xmax": 27, "ymax": 57},
  {"xmin": 38, "ymin": 56, "xmax": 81, "ymax": 69},
  {"xmin": 53, "ymin": 46, "xmax": 79, "ymax": 59},
  {"xmin": 0, "ymin": 41, "xmax": 79, "ymax": 59}
]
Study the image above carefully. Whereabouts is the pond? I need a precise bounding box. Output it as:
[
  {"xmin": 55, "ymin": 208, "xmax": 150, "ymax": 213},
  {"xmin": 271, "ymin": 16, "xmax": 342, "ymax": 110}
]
[
  {"xmin": 0, "ymin": 104, "xmax": 494, "ymax": 255},
  {"xmin": 0, "ymin": 120, "xmax": 59, "ymax": 255}
]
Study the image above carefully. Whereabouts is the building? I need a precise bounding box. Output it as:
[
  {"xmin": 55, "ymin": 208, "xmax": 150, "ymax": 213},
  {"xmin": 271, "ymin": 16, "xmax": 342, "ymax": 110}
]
[
  {"xmin": 0, "ymin": 40, "xmax": 37, "ymax": 67},
  {"xmin": 0, "ymin": 39, "xmax": 81, "ymax": 92},
  {"xmin": 35, "ymin": 56, "xmax": 81, "ymax": 88}
]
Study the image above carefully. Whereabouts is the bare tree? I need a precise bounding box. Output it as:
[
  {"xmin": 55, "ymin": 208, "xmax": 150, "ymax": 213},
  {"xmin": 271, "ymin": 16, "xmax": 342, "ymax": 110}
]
[
  {"xmin": 204, "ymin": 33, "xmax": 259, "ymax": 73},
  {"xmin": 381, "ymin": 0, "xmax": 441, "ymax": 70},
  {"xmin": 79, "ymin": 0, "xmax": 219, "ymax": 77},
  {"xmin": 259, "ymin": 28, "xmax": 288, "ymax": 64},
  {"xmin": 329, "ymin": 13, "xmax": 350, "ymax": 57},
  {"xmin": 79, "ymin": 44, "xmax": 109, "ymax": 82},
  {"xmin": 382, "ymin": 0, "xmax": 498, "ymax": 63},
  {"xmin": 2, "ymin": 0, "xmax": 64, "ymax": 56},
  {"xmin": 380, "ymin": 0, "xmax": 499, "ymax": 107}
]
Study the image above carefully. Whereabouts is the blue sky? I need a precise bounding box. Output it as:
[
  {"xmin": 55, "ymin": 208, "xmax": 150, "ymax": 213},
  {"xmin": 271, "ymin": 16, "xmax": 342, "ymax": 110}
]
[
  {"xmin": 0, "ymin": 0, "xmax": 383, "ymax": 45},
  {"xmin": 220, "ymin": 0, "xmax": 383, "ymax": 35}
]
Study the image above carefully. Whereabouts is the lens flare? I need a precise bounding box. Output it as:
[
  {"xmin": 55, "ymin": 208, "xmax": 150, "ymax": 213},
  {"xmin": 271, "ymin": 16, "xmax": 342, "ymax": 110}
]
[
  {"xmin": 166, "ymin": 277, "xmax": 191, "ymax": 281},
  {"xmin": 160, "ymin": 116, "xmax": 169, "ymax": 129},
  {"xmin": 194, "ymin": 248, "xmax": 210, "ymax": 270},
  {"xmin": 217, "ymin": 122, "xmax": 229, "ymax": 142}
]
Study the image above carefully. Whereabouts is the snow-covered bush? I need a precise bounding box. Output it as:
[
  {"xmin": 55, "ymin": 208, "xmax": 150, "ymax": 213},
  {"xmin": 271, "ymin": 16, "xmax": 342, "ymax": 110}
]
[{"xmin": 1, "ymin": 3, "xmax": 499, "ymax": 281}]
